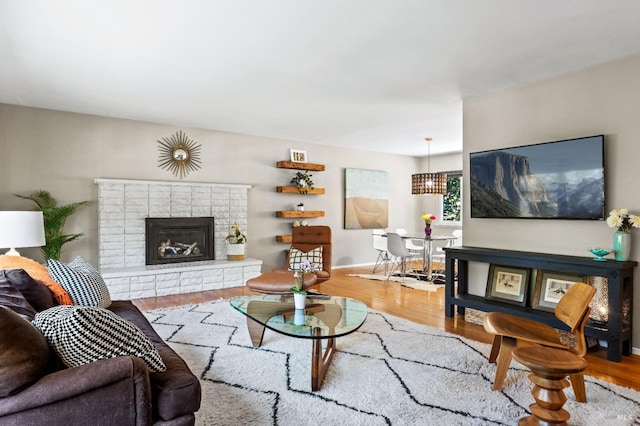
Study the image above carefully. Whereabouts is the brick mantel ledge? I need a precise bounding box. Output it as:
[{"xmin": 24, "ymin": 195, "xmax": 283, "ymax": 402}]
[
  {"xmin": 101, "ymin": 258, "xmax": 262, "ymax": 300},
  {"xmin": 94, "ymin": 177, "xmax": 252, "ymax": 190}
]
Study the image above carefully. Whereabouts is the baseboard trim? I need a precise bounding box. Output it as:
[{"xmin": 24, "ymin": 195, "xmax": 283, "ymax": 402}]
[{"xmin": 333, "ymin": 262, "xmax": 375, "ymax": 269}]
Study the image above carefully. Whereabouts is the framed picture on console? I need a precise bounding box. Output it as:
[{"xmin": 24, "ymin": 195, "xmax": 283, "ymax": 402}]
[
  {"xmin": 486, "ymin": 264, "xmax": 530, "ymax": 306},
  {"xmin": 532, "ymin": 271, "xmax": 586, "ymax": 312}
]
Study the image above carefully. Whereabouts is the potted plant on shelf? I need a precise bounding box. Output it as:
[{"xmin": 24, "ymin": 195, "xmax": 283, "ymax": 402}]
[
  {"xmin": 15, "ymin": 190, "xmax": 90, "ymax": 260},
  {"xmin": 291, "ymin": 171, "xmax": 314, "ymax": 194},
  {"xmin": 290, "ymin": 260, "xmax": 317, "ymax": 309},
  {"xmin": 225, "ymin": 221, "xmax": 247, "ymax": 260}
]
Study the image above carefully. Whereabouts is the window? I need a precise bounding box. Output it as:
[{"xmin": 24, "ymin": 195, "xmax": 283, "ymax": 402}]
[{"xmin": 440, "ymin": 172, "xmax": 461, "ymax": 225}]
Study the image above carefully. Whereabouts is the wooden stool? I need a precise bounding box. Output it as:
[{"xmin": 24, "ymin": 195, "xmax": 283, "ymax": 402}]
[{"xmin": 513, "ymin": 346, "xmax": 587, "ymax": 426}]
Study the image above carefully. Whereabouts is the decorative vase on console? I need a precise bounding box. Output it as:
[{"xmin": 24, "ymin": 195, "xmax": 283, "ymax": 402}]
[
  {"xmin": 613, "ymin": 231, "xmax": 631, "ymax": 261},
  {"xmin": 606, "ymin": 208, "xmax": 639, "ymax": 261},
  {"xmin": 421, "ymin": 213, "xmax": 436, "ymax": 239}
]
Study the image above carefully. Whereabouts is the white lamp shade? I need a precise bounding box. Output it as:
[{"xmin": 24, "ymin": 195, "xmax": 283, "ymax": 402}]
[{"xmin": 0, "ymin": 211, "xmax": 46, "ymax": 255}]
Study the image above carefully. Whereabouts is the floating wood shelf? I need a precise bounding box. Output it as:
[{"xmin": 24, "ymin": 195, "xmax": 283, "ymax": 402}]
[
  {"xmin": 276, "ymin": 161, "xmax": 325, "ymax": 171},
  {"xmin": 275, "ymin": 235, "xmax": 293, "ymax": 243},
  {"xmin": 276, "ymin": 211, "xmax": 325, "ymax": 218},
  {"xmin": 276, "ymin": 186, "xmax": 325, "ymax": 194}
]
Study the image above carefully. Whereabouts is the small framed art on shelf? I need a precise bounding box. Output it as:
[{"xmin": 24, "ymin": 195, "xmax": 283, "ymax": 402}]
[
  {"xmin": 290, "ymin": 149, "xmax": 307, "ymax": 163},
  {"xmin": 532, "ymin": 271, "xmax": 586, "ymax": 312},
  {"xmin": 485, "ymin": 264, "xmax": 530, "ymax": 306}
]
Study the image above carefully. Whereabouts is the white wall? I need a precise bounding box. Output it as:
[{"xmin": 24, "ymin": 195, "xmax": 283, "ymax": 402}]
[
  {"xmin": 463, "ymin": 53, "xmax": 640, "ymax": 349},
  {"xmin": 0, "ymin": 104, "xmax": 431, "ymax": 271}
]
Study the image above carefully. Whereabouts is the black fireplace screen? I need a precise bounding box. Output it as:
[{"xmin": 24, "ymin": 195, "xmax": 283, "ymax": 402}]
[{"xmin": 145, "ymin": 217, "xmax": 214, "ymax": 265}]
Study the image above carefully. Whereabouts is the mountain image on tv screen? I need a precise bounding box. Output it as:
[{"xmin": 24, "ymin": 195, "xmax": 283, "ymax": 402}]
[{"xmin": 470, "ymin": 135, "xmax": 605, "ymax": 220}]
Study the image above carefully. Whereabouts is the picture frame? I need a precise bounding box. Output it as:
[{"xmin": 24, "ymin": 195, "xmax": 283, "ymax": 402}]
[
  {"xmin": 486, "ymin": 264, "xmax": 530, "ymax": 306},
  {"xmin": 290, "ymin": 149, "xmax": 307, "ymax": 163},
  {"xmin": 344, "ymin": 168, "xmax": 389, "ymax": 229},
  {"xmin": 532, "ymin": 271, "xmax": 586, "ymax": 312}
]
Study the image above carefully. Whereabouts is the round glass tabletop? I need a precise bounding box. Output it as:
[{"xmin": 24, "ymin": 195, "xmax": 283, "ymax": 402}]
[{"xmin": 230, "ymin": 294, "xmax": 368, "ymax": 339}]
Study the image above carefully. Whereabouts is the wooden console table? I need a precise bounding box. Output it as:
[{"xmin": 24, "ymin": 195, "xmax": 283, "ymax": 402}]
[{"xmin": 444, "ymin": 246, "xmax": 636, "ymax": 361}]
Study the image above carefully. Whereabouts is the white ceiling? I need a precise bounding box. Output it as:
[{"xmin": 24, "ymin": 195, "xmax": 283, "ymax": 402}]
[{"xmin": 2, "ymin": 1, "xmax": 640, "ymax": 157}]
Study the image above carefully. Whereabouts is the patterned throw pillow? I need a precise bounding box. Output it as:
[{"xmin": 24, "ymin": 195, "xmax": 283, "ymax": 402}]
[
  {"xmin": 32, "ymin": 305, "xmax": 166, "ymax": 372},
  {"xmin": 288, "ymin": 246, "xmax": 323, "ymax": 271},
  {"xmin": 48, "ymin": 257, "xmax": 111, "ymax": 308}
]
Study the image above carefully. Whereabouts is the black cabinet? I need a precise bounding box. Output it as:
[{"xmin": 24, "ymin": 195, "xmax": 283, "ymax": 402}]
[{"xmin": 444, "ymin": 246, "xmax": 636, "ymax": 361}]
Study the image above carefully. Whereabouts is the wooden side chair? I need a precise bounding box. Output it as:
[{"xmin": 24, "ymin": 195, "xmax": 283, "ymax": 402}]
[{"xmin": 482, "ymin": 282, "xmax": 596, "ymax": 402}]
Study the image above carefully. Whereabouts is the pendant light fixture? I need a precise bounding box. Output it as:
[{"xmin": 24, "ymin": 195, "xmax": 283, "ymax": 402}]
[{"xmin": 411, "ymin": 138, "xmax": 447, "ymax": 195}]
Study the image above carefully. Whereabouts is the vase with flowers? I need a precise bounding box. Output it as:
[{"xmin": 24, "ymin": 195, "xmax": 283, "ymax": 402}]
[
  {"xmin": 421, "ymin": 213, "xmax": 436, "ymax": 238},
  {"xmin": 606, "ymin": 209, "xmax": 640, "ymax": 261},
  {"xmin": 290, "ymin": 260, "xmax": 317, "ymax": 309}
]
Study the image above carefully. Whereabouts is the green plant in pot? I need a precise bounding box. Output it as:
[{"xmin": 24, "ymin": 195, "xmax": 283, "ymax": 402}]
[
  {"xmin": 15, "ymin": 190, "xmax": 90, "ymax": 261},
  {"xmin": 291, "ymin": 171, "xmax": 314, "ymax": 194},
  {"xmin": 225, "ymin": 221, "xmax": 247, "ymax": 260}
]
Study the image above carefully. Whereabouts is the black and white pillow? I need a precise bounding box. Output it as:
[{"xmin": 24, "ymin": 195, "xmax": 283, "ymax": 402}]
[
  {"xmin": 32, "ymin": 305, "xmax": 166, "ymax": 372},
  {"xmin": 288, "ymin": 246, "xmax": 323, "ymax": 271},
  {"xmin": 48, "ymin": 257, "xmax": 111, "ymax": 308}
]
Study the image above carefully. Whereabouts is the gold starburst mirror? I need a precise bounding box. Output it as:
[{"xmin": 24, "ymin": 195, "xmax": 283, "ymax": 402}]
[{"xmin": 157, "ymin": 130, "xmax": 202, "ymax": 179}]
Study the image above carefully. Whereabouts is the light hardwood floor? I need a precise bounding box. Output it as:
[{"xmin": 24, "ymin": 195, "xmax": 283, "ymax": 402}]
[{"xmin": 132, "ymin": 265, "xmax": 640, "ymax": 392}]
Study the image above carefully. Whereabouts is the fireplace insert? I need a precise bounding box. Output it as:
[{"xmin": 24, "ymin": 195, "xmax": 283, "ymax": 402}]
[{"xmin": 145, "ymin": 217, "xmax": 214, "ymax": 265}]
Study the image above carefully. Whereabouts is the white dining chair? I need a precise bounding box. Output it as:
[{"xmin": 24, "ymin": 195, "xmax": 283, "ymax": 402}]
[
  {"xmin": 431, "ymin": 230, "xmax": 462, "ymax": 282},
  {"xmin": 396, "ymin": 228, "xmax": 424, "ymax": 256},
  {"xmin": 372, "ymin": 229, "xmax": 391, "ymax": 274},
  {"xmin": 386, "ymin": 232, "xmax": 421, "ymax": 281}
]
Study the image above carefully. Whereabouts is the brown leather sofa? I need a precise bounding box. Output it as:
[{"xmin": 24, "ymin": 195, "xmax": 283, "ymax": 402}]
[
  {"xmin": 247, "ymin": 225, "xmax": 332, "ymax": 293},
  {"xmin": 0, "ymin": 268, "xmax": 201, "ymax": 426}
]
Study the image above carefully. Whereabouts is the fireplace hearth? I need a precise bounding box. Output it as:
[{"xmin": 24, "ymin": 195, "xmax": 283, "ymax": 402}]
[{"xmin": 145, "ymin": 217, "xmax": 215, "ymax": 265}]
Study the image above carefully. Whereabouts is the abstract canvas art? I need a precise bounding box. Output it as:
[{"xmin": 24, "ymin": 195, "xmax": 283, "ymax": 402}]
[{"xmin": 344, "ymin": 168, "xmax": 389, "ymax": 229}]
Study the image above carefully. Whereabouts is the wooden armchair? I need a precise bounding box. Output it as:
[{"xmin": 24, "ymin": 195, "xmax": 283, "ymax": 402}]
[
  {"xmin": 282, "ymin": 225, "xmax": 332, "ymax": 283},
  {"xmin": 482, "ymin": 282, "xmax": 596, "ymax": 402},
  {"xmin": 246, "ymin": 226, "xmax": 332, "ymax": 294}
]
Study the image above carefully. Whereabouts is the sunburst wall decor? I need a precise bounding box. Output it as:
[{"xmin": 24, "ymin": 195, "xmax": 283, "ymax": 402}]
[{"xmin": 157, "ymin": 130, "xmax": 202, "ymax": 179}]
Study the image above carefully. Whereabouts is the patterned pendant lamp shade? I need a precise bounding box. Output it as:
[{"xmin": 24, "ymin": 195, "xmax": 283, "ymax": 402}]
[
  {"xmin": 411, "ymin": 173, "xmax": 447, "ymax": 195},
  {"xmin": 412, "ymin": 137, "xmax": 447, "ymax": 195}
]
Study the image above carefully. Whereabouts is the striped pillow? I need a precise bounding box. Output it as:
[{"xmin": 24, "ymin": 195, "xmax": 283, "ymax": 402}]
[
  {"xmin": 32, "ymin": 305, "xmax": 166, "ymax": 372},
  {"xmin": 48, "ymin": 257, "xmax": 111, "ymax": 308}
]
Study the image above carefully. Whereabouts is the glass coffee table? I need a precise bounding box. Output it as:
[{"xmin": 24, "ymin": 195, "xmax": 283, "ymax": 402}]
[{"xmin": 230, "ymin": 294, "xmax": 368, "ymax": 390}]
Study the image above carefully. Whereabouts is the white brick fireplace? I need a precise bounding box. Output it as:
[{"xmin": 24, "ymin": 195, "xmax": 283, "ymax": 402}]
[{"xmin": 95, "ymin": 178, "xmax": 262, "ymax": 300}]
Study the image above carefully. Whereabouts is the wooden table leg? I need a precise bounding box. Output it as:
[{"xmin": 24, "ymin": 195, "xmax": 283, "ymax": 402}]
[
  {"xmin": 311, "ymin": 331, "xmax": 336, "ymax": 391},
  {"xmin": 246, "ymin": 316, "xmax": 265, "ymax": 347}
]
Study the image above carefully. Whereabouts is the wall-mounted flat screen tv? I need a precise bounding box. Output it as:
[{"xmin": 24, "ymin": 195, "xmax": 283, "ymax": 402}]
[{"xmin": 470, "ymin": 135, "xmax": 605, "ymax": 220}]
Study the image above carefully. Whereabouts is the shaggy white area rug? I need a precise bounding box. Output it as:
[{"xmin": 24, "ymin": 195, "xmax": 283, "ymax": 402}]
[
  {"xmin": 145, "ymin": 301, "xmax": 640, "ymax": 425},
  {"xmin": 347, "ymin": 273, "xmax": 442, "ymax": 292}
]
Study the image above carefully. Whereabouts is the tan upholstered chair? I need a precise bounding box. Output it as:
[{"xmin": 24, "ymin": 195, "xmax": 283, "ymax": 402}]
[
  {"xmin": 247, "ymin": 225, "xmax": 332, "ymax": 294},
  {"xmin": 482, "ymin": 282, "xmax": 596, "ymax": 402}
]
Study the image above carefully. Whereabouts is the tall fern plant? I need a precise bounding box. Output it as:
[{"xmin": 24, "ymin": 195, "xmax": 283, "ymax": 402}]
[{"xmin": 15, "ymin": 190, "xmax": 90, "ymax": 261}]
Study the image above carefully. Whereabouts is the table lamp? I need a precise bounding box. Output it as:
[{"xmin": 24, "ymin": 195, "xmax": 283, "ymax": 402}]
[{"xmin": 0, "ymin": 211, "xmax": 46, "ymax": 256}]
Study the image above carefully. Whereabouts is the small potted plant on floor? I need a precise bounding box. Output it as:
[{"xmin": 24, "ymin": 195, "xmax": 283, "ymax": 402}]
[{"xmin": 225, "ymin": 221, "xmax": 247, "ymax": 260}]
